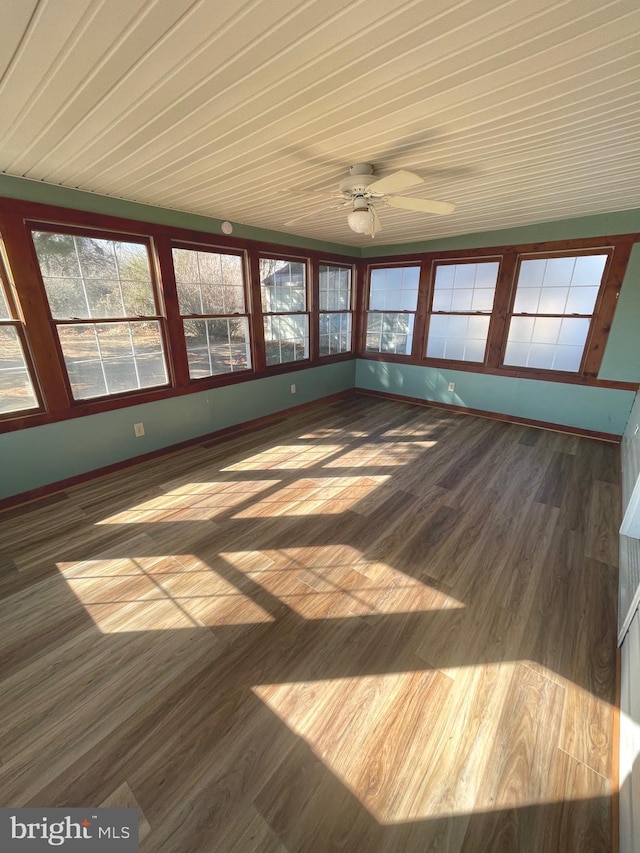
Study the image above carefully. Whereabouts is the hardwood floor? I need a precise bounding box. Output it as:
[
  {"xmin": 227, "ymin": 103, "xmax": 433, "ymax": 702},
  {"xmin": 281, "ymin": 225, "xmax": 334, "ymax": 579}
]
[{"xmin": 0, "ymin": 396, "xmax": 620, "ymax": 851}]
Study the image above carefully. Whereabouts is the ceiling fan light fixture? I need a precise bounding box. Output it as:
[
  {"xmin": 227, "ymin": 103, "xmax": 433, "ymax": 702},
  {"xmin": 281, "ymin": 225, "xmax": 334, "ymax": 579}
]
[
  {"xmin": 347, "ymin": 208, "xmax": 373, "ymax": 234},
  {"xmin": 347, "ymin": 203, "xmax": 374, "ymax": 234}
]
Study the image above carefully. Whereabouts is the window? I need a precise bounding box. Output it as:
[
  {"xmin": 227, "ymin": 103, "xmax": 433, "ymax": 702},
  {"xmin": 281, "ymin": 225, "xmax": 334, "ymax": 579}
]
[
  {"xmin": 504, "ymin": 252, "xmax": 609, "ymax": 372},
  {"xmin": 0, "ymin": 191, "xmax": 628, "ymax": 440},
  {"xmin": 259, "ymin": 258, "xmax": 309, "ymax": 365},
  {"xmin": 426, "ymin": 261, "xmax": 499, "ymax": 362},
  {"xmin": 32, "ymin": 230, "xmax": 168, "ymax": 400},
  {"xmin": 0, "ymin": 247, "xmax": 39, "ymax": 416},
  {"xmin": 319, "ymin": 264, "xmax": 353, "ymax": 356},
  {"xmin": 360, "ymin": 244, "xmax": 625, "ymax": 384},
  {"xmin": 172, "ymin": 246, "xmax": 251, "ymax": 378},
  {"xmin": 365, "ymin": 265, "xmax": 420, "ymax": 355}
]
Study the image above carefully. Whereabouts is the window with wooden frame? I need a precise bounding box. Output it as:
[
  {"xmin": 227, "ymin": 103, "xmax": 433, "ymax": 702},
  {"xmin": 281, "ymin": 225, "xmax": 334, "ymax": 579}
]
[
  {"xmin": 359, "ymin": 240, "xmax": 632, "ymax": 385},
  {"xmin": 31, "ymin": 228, "xmax": 169, "ymax": 401},
  {"xmin": 0, "ymin": 243, "xmax": 40, "ymax": 416},
  {"xmin": 259, "ymin": 257, "xmax": 309, "ymax": 366},
  {"xmin": 365, "ymin": 264, "xmax": 420, "ymax": 355},
  {"xmin": 425, "ymin": 260, "xmax": 500, "ymax": 363},
  {"xmin": 318, "ymin": 263, "xmax": 353, "ymax": 356},
  {"xmin": 503, "ymin": 250, "xmax": 610, "ymax": 373},
  {"xmin": 172, "ymin": 245, "xmax": 252, "ymax": 379}
]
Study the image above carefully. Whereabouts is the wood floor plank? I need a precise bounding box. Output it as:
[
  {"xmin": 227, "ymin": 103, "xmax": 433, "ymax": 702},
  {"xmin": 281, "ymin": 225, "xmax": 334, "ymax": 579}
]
[
  {"xmin": 0, "ymin": 629, "xmax": 219, "ymax": 805},
  {"xmin": 471, "ymin": 664, "xmax": 566, "ymax": 815},
  {"xmin": 585, "ymin": 480, "xmax": 620, "ymax": 564},
  {"xmin": 213, "ymin": 805, "xmax": 288, "ymax": 853},
  {"xmin": 535, "ymin": 450, "xmax": 575, "ymax": 508},
  {"xmin": 100, "ymin": 781, "xmax": 152, "ymax": 843},
  {"xmin": 0, "ymin": 398, "xmax": 620, "ymax": 852}
]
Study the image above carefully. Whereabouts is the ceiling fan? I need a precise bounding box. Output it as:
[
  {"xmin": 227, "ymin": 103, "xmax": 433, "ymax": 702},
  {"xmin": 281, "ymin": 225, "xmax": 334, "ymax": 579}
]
[{"xmin": 285, "ymin": 163, "xmax": 455, "ymax": 237}]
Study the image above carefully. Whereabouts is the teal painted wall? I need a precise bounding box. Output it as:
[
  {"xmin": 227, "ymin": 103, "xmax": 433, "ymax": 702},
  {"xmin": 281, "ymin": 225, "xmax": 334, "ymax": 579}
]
[
  {"xmin": 0, "ymin": 361, "xmax": 355, "ymax": 500},
  {"xmin": 355, "ymin": 360, "xmax": 635, "ymax": 436}
]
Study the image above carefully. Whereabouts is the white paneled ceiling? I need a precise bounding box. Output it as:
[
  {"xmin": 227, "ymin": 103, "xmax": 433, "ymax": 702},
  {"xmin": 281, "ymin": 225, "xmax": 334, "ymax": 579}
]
[{"xmin": 1, "ymin": 0, "xmax": 639, "ymax": 247}]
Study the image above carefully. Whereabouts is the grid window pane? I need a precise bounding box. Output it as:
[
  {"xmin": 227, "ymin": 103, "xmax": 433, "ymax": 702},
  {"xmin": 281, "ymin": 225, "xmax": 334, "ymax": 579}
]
[
  {"xmin": 434, "ymin": 265, "xmax": 455, "ymax": 287},
  {"xmin": 451, "ymin": 265, "xmax": 475, "ymax": 287},
  {"xmin": 451, "ymin": 289, "xmax": 473, "ymax": 311},
  {"xmin": 184, "ymin": 318, "xmax": 251, "ymax": 378},
  {"xmin": 538, "ymin": 287, "xmax": 568, "ymax": 313},
  {"xmin": 573, "ymin": 254, "xmax": 608, "ymax": 285},
  {"xmin": 542, "ymin": 256, "xmax": 575, "ymax": 286},
  {"xmin": 319, "ymin": 312, "xmax": 352, "ymax": 356},
  {"xmin": 504, "ymin": 317, "xmax": 589, "ymax": 371},
  {"xmin": 0, "ymin": 287, "xmax": 10, "ymax": 319},
  {"xmin": 464, "ymin": 338, "xmax": 488, "ymax": 362},
  {"xmin": 432, "ymin": 289, "xmax": 452, "ymax": 312},
  {"xmin": 531, "ymin": 317, "xmax": 563, "ymax": 344},
  {"xmin": 263, "ymin": 314, "xmax": 309, "ymax": 365},
  {"xmin": 471, "ymin": 288, "xmax": 495, "ymax": 311},
  {"xmin": 33, "ymin": 232, "xmax": 156, "ymax": 319},
  {"xmin": 365, "ymin": 312, "xmax": 414, "ymax": 355},
  {"xmin": 260, "ymin": 259, "xmax": 306, "ymax": 313},
  {"xmin": 513, "ymin": 288, "xmax": 541, "ymax": 313},
  {"xmin": 509, "ymin": 316, "xmax": 536, "ymax": 341},
  {"xmin": 369, "ymin": 266, "xmax": 419, "ymax": 312},
  {"xmin": 173, "ymin": 248, "xmax": 245, "ymax": 316},
  {"xmin": 517, "ymin": 259, "xmax": 546, "ymax": 288},
  {"xmin": 319, "ymin": 265, "xmax": 351, "ymax": 310},
  {"xmin": 507, "ymin": 253, "xmax": 607, "ymax": 372},
  {"xmin": 33, "ymin": 231, "xmax": 167, "ymax": 400},
  {"xmin": 426, "ymin": 314, "xmax": 490, "ymax": 362},
  {"xmin": 431, "ymin": 263, "xmax": 499, "ymax": 327},
  {"xmin": 558, "ymin": 317, "xmax": 590, "ymax": 345},
  {"xmin": 0, "ymin": 327, "xmax": 39, "ymax": 414},
  {"xmin": 527, "ymin": 343, "xmax": 557, "ymax": 369},
  {"xmin": 565, "ymin": 286, "xmax": 600, "ymax": 314},
  {"xmin": 517, "ymin": 254, "xmax": 608, "ymax": 305},
  {"xmin": 551, "ymin": 345, "xmax": 584, "ymax": 372},
  {"xmin": 57, "ymin": 322, "xmax": 167, "ymax": 399},
  {"xmin": 0, "ymin": 255, "xmax": 40, "ymax": 415}
]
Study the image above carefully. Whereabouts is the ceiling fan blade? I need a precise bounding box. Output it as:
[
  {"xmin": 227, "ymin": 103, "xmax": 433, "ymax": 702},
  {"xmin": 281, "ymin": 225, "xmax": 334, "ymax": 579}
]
[
  {"xmin": 385, "ymin": 195, "xmax": 456, "ymax": 215},
  {"xmin": 371, "ymin": 206, "xmax": 382, "ymax": 236},
  {"xmin": 368, "ymin": 169, "xmax": 424, "ymax": 195}
]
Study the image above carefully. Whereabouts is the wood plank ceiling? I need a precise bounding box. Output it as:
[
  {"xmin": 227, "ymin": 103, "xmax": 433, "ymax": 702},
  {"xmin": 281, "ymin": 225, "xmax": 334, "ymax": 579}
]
[{"xmin": 0, "ymin": 0, "xmax": 639, "ymax": 248}]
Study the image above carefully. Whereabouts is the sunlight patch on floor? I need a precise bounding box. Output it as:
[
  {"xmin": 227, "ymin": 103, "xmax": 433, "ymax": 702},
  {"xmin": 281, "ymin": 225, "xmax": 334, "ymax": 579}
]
[
  {"xmin": 322, "ymin": 441, "xmax": 436, "ymax": 468},
  {"xmin": 96, "ymin": 479, "xmax": 281, "ymax": 524},
  {"xmin": 253, "ymin": 663, "xmax": 611, "ymax": 824},
  {"xmin": 57, "ymin": 552, "xmax": 274, "ymax": 633},
  {"xmin": 231, "ymin": 475, "xmax": 391, "ymax": 518},
  {"xmin": 222, "ymin": 546, "xmax": 464, "ymax": 618},
  {"xmin": 222, "ymin": 445, "xmax": 345, "ymax": 471}
]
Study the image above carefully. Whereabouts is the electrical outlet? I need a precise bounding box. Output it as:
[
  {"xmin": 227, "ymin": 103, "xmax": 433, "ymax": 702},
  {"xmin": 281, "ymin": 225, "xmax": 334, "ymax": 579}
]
[
  {"xmin": 290, "ymin": 384, "xmax": 296, "ymax": 394},
  {"xmin": 134, "ymin": 422, "xmax": 145, "ymax": 437},
  {"xmin": 448, "ymin": 382, "xmax": 455, "ymax": 392}
]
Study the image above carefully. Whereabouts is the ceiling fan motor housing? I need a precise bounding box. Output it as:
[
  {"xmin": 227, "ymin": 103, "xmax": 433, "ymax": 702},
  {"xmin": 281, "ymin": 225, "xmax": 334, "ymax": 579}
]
[{"xmin": 339, "ymin": 163, "xmax": 377, "ymax": 196}]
